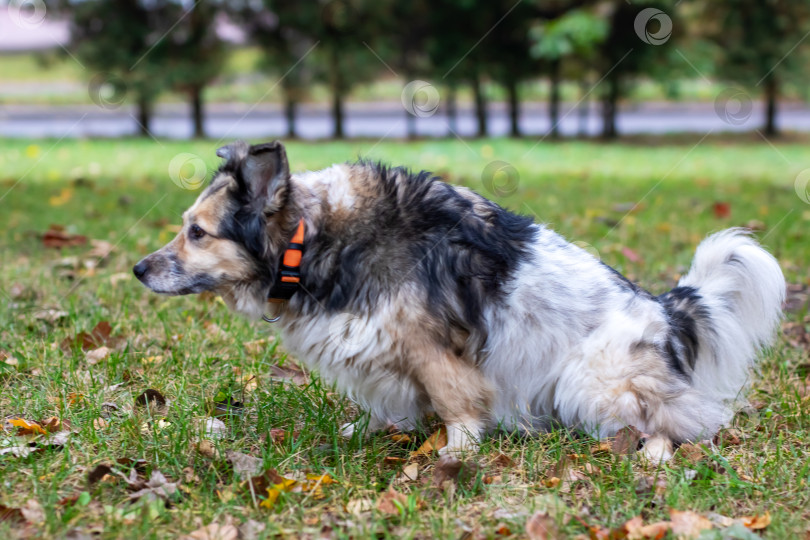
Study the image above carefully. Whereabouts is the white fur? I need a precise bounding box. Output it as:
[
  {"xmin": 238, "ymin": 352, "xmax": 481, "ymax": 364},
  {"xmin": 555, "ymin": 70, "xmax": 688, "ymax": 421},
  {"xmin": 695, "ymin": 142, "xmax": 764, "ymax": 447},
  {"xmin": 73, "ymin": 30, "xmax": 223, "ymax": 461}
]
[{"xmin": 278, "ymin": 223, "xmax": 783, "ymax": 446}]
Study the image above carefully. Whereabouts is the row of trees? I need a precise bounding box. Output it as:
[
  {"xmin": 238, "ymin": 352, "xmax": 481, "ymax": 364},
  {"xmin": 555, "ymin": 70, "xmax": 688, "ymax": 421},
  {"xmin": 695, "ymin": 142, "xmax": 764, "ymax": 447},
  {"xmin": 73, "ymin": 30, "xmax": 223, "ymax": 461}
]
[{"xmin": 58, "ymin": 0, "xmax": 810, "ymax": 139}]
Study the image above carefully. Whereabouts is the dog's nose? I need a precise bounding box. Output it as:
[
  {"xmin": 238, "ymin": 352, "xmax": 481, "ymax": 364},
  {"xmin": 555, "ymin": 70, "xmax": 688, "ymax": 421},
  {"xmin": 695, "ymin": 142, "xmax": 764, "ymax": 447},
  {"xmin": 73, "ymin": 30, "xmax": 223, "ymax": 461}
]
[{"xmin": 133, "ymin": 261, "xmax": 148, "ymax": 280}]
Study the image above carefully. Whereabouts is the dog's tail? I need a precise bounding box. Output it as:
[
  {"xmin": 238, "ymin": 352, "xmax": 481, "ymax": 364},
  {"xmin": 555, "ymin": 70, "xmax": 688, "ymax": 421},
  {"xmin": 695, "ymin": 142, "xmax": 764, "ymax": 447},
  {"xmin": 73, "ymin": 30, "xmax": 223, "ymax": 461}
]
[{"xmin": 673, "ymin": 228, "xmax": 784, "ymax": 405}]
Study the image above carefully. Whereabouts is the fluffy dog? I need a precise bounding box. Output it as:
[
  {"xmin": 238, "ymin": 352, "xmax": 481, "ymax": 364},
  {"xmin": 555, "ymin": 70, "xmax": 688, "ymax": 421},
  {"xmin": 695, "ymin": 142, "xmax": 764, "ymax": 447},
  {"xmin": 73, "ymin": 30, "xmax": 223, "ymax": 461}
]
[{"xmin": 134, "ymin": 140, "xmax": 785, "ymax": 459}]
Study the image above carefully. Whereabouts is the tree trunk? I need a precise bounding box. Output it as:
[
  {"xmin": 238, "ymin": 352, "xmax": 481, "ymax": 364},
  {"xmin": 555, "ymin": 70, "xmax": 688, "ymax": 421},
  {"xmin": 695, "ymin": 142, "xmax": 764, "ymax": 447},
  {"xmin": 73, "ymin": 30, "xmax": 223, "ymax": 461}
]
[
  {"xmin": 284, "ymin": 94, "xmax": 297, "ymax": 139},
  {"xmin": 549, "ymin": 59, "xmax": 561, "ymax": 139},
  {"xmin": 332, "ymin": 87, "xmax": 344, "ymax": 139},
  {"xmin": 445, "ymin": 85, "xmax": 458, "ymax": 135},
  {"xmin": 191, "ymin": 86, "xmax": 204, "ymax": 139},
  {"xmin": 506, "ymin": 78, "xmax": 520, "ymax": 137},
  {"xmin": 578, "ymin": 78, "xmax": 589, "ymax": 137},
  {"xmin": 137, "ymin": 97, "xmax": 152, "ymax": 137},
  {"xmin": 764, "ymin": 75, "xmax": 778, "ymax": 137},
  {"xmin": 601, "ymin": 75, "xmax": 619, "ymax": 139},
  {"xmin": 471, "ymin": 74, "xmax": 487, "ymax": 137}
]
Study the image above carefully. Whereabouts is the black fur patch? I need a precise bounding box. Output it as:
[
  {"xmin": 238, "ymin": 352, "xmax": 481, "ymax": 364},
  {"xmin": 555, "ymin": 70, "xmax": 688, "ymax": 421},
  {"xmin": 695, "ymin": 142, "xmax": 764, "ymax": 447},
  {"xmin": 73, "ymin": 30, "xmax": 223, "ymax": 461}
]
[
  {"xmin": 656, "ymin": 286, "xmax": 709, "ymax": 378},
  {"xmin": 300, "ymin": 163, "xmax": 537, "ymax": 341}
]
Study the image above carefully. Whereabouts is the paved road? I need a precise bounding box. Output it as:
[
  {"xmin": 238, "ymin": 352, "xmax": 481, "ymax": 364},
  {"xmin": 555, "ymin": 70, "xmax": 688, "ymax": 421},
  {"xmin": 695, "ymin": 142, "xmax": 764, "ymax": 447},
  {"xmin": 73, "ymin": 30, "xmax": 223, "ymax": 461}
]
[{"xmin": 2, "ymin": 101, "xmax": 810, "ymax": 140}]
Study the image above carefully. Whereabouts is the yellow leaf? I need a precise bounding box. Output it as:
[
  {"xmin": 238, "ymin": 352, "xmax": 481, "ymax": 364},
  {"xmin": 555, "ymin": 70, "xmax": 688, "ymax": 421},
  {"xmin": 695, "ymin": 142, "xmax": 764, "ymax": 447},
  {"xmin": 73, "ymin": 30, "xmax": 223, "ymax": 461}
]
[
  {"xmin": 742, "ymin": 512, "xmax": 771, "ymax": 530},
  {"xmin": 409, "ymin": 427, "xmax": 447, "ymax": 458},
  {"xmin": 9, "ymin": 418, "xmax": 47, "ymax": 435},
  {"xmin": 305, "ymin": 473, "xmax": 336, "ymax": 485},
  {"xmin": 260, "ymin": 479, "xmax": 296, "ymax": 509},
  {"xmin": 49, "ymin": 188, "xmax": 74, "ymax": 207}
]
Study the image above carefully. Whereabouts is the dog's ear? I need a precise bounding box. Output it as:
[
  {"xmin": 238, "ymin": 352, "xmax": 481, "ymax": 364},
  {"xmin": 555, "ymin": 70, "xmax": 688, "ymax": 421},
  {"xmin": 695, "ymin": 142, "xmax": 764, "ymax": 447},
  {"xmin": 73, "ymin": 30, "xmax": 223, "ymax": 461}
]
[{"xmin": 243, "ymin": 141, "xmax": 290, "ymax": 214}]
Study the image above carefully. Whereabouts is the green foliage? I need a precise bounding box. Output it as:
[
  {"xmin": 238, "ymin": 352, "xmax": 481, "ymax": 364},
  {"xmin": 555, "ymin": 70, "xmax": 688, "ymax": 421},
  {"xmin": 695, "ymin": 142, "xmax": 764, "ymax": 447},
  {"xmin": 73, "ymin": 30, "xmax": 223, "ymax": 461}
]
[{"xmin": 530, "ymin": 9, "xmax": 608, "ymax": 61}]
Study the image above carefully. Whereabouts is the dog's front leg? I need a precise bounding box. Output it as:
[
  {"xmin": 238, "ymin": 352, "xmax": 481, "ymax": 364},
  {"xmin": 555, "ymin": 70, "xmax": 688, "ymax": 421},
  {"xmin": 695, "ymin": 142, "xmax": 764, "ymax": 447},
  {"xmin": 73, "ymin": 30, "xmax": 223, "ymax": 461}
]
[
  {"xmin": 413, "ymin": 348, "xmax": 493, "ymax": 455},
  {"xmin": 340, "ymin": 414, "xmax": 391, "ymax": 439}
]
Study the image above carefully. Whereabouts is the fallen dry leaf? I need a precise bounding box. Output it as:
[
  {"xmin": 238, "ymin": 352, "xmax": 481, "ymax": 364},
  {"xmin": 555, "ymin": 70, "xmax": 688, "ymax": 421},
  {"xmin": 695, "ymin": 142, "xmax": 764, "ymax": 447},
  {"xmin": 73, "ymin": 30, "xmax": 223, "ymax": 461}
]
[
  {"xmin": 61, "ymin": 321, "xmax": 122, "ymax": 353},
  {"xmin": 7, "ymin": 418, "xmax": 47, "ymax": 436},
  {"xmin": 669, "ymin": 509, "xmax": 713, "ymax": 539},
  {"xmin": 181, "ymin": 523, "xmax": 239, "ymax": 540},
  {"xmin": 410, "ymin": 427, "xmax": 447, "ymax": 458},
  {"xmin": 19, "ymin": 499, "xmax": 45, "ymax": 525},
  {"xmin": 269, "ymin": 362, "xmax": 308, "ymax": 385},
  {"xmin": 741, "ymin": 512, "xmax": 771, "ymax": 530},
  {"xmin": 676, "ymin": 443, "xmax": 706, "ymax": 464},
  {"xmin": 87, "ymin": 463, "xmax": 113, "ymax": 485},
  {"xmin": 376, "ymin": 487, "xmax": 409, "ymax": 515},
  {"xmin": 42, "ymin": 225, "xmax": 87, "ymax": 248},
  {"xmin": 0, "ymin": 504, "xmax": 25, "ymax": 524},
  {"xmin": 525, "ymin": 511, "xmax": 560, "ymax": 540},
  {"xmin": 431, "ymin": 454, "xmax": 481, "ymax": 488},
  {"xmin": 87, "ymin": 239, "xmax": 114, "ymax": 260},
  {"xmin": 125, "ymin": 470, "xmax": 178, "ymax": 502},
  {"xmin": 611, "ymin": 426, "xmax": 645, "ymax": 455},
  {"xmin": 85, "ymin": 346, "xmax": 110, "ymax": 364},
  {"xmin": 226, "ymin": 450, "xmax": 263, "ymax": 479},
  {"xmin": 134, "ymin": 389, "xmax": 168, "ymax": 413},
  {"xmin": 394, "ymin": 463, "xmax": 418, "ymax": 485}
]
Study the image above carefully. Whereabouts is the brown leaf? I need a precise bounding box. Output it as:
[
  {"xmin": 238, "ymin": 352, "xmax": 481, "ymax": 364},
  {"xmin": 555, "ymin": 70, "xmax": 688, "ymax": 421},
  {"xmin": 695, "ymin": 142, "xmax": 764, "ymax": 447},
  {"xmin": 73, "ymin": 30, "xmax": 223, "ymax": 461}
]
[
  {"xmin": 0, "ymin": 504, "xmax": 25, "ymax": 524},
  {"xmin": 85, "ymin": 346, "xmax": 111, "ymax": 365},
  {"xmin": 87, "ymin": 239, "xmax": 114, "ymax": 260},
  {"xmin": 676, "ymin": 443, "xmax": 706, "ymax": 464},
  {"xmin": 611, "ymin": 426, "xmax": 645, "ymax": 455},
  {"xmin": 181, "ymin": 523, "xmax": 239, "ymax": 540},
  {"xmin": 625, "ymin": 517, "xmax": 671, "ymax": 539},
  {"xmin": 42, "ymin": 225, "xmax": 87, "ymax": 248},
  {"xmin": 19, "ymin": 500, "xmax": 45, "ymax": 525},
  {"xmin": 741, "ymin": 512, "xmax": 771, "ymax": 530},
  {"xmin": 268, "ymin": 362, "xmax": 308, "ymax": 385},
  {"xmin": 41, "ymin": 416, "xmax": 69, "ymax": 433},
  {"xmin": 410, "ymin": 427, "xmax": 447, "ymax": 458},
  {"xmin": 376, "ymin": 487, "xmax": 409, "ymax": 516},
  {"xmin": 60, "ymin": 321, "xmax": 121, "ymax": 353},
  {"xmin": 669, "ymin": 509, "xmax": 713, "ymax": 539},
  {"xmin": 127, "ymin": 470, "xmax": 177, "ymax": 502},
  {"xmin": 712, "ymin": 428, "xmax": 742, "ymax": 447},
  {"xmin": 394, "ymin": 463, "xmax": 418, "ymax": 485},
  {"xmin": 135, "ymin": 389, "xmax": 167, "ymax": 410},
  {"xmin": 490, "ymin": 453, "xmax": 515, "ymax": 468},
  {"xmin": 712, "ymin": 201, "xmax": 731, "ymax": 219},
  {"xmin": 245, "ymin": 468, "xmax": 286, "ymax": 496},
  {"xmin": 226, "ymin": 451, "xmax": 263, "ymax": 479},
  {"xmin": 87, "ymin": 463, "xmax": 113, "ymax": 485},
  {"xmin": 431, "ymin": 454, "xmax": 480, "ymax": 488},
  {"xmin": 526, "ymin": 511, "xmax": 560, "ymax": 540}
]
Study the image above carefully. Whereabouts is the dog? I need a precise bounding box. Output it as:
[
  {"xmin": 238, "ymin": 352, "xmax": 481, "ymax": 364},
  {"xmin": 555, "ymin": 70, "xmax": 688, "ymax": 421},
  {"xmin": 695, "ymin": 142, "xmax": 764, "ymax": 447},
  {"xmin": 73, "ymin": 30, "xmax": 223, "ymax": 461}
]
[{"xmin": 133, "ymin": 140, "xmax": 785, "ymax": 459}]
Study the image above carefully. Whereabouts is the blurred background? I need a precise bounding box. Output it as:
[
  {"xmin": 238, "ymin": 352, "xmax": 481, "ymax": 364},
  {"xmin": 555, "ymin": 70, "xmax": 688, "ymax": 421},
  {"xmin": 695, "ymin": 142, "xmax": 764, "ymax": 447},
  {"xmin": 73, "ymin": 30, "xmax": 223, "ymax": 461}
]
[{"xmin": 2, "ymin": 0, "xmax": 809, "ymax": 140}]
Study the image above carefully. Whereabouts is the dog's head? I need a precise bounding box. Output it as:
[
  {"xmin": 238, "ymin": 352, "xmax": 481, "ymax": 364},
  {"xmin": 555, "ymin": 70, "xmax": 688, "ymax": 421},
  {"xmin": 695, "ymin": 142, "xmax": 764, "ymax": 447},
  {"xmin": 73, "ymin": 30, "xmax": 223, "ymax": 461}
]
[{"xmin": 133, "ymin": 140, "xmax": 296, "ymax": 317}]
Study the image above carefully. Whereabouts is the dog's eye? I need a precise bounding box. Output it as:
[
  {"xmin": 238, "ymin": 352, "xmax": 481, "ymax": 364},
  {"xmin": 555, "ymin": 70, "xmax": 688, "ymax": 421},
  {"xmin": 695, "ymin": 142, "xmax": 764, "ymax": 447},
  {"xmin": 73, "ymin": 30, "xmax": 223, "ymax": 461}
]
[{"xmin": 189, "ymin": 224, "xmax": 206, "ymax": 240}]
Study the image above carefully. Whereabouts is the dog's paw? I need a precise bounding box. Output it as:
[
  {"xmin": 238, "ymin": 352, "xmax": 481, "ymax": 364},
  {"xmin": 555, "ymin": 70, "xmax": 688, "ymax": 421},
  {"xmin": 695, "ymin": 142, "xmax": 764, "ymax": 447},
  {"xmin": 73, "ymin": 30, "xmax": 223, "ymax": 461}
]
[
  {"xmin": 439, "ymin": 422, "xmax": 481, "ymax": 456},
  {"xmin": 339, "ymin": 422, "xmax": 357, "ymax": 438},
  {"xmin": 639, "ymin": 435, "xmax": 673, "ymax": 462}
]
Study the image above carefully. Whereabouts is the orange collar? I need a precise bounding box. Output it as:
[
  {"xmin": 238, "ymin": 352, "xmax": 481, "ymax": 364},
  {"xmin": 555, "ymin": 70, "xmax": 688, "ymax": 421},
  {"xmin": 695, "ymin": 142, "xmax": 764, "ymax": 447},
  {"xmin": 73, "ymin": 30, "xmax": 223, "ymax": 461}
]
[{"xmin": 267, "ymin": 219, "xmax": 305, "ymax": 302}]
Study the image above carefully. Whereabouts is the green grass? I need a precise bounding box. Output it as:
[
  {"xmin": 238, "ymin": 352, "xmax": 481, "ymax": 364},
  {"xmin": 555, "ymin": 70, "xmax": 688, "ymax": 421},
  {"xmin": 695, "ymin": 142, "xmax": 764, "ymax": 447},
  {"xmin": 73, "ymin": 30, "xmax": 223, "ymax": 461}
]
[{"xmin": 1, "ymin": 137, "xmax": 809, "ymax": 538}]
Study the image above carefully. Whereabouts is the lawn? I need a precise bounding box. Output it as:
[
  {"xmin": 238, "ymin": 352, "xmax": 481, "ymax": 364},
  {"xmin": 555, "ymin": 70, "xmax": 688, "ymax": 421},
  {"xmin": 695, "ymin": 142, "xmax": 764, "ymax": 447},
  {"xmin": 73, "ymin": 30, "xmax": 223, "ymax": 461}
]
[{"xmin": 0, "ymin": 136, "xmax": 808, "ymax": 539}]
